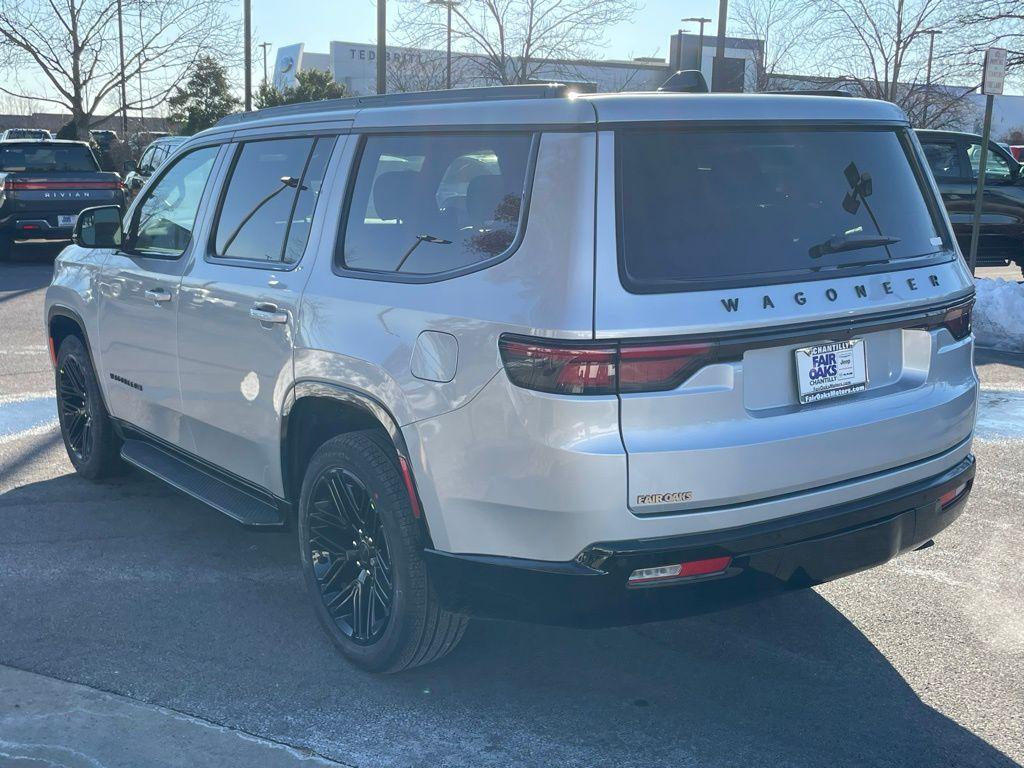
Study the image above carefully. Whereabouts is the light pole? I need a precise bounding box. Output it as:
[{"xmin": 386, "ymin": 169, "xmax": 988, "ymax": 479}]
[
  {"xmin": 921, "ymin": 29, "xmax": 942, "ymax": 128},
  {"xmin": 116, "ymin": 0, "xmax": 128, "ymax": 136},
  {"xmin": 713, "ymin": 0, "xmax": 728, "ymax": 90},
  {"xmin": 682, "ymin": 17, "xmax": 711, "ymax": 76},
  {"xmin": 377, "ymin": 0, "xmax": 386, "ymax": 94},
  {"xmin": 137, "ymin": 0, "xmax": 145, "ymax": 147},
  {"xmin": 258, "ymin": 42, "xmax": 272, "ymax": 85},
  {"xmin": 429, "ymin": 0, "xmax": 460, "ymax": 89},
  {"xmin": 243, "ymin": 0, "xmax": 252, "ymax": 110}
]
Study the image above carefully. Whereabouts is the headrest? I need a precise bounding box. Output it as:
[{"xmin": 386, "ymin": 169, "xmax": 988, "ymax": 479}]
[
  {"xmin": 372, "ymin": 170, "xmax": 419, "ymax": 221},
  {"xmin": 466, "ymin": 174, "xmax": 508, "ymax": 222}
]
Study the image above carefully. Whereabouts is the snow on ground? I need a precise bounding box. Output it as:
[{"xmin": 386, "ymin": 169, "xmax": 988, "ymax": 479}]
[{"xmin": 974, "ymin": 278, "xmax": 1024, "ymax": 353}]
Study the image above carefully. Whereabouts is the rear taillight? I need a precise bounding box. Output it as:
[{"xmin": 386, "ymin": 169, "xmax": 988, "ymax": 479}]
[
  {"xmin": 499, "ymin": 336, "xmax": 718, "ymax": 395},
  {"xmin": 498, "ymin": 338, "xmax": 617, "ymax": 395},
  {"xmin": 628, "ymin": 556, "xmax": 732, "ymax": 585},
  {"xmin": 618, "ymin": 342, "xmax": 714, "ymax": 393},
  {"xmin": 939, "ymin": 482, "xmax": 968, "ymax": 509},
  {"xmin": 5, "ymin": 180, "xmax": 122, "ymax": 190},
  {"xmin": 941, "ymin": 304, "xmax": 972, "ymax": 340}
]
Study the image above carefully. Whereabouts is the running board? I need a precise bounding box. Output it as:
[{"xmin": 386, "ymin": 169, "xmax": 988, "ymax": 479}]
[{"xmin": 120, "ymin": 438, "xmax": 286, "ymax": 527}]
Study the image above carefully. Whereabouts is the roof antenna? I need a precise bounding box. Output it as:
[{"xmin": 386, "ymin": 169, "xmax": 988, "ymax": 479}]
[{"xmin": 658, "ymin": 70, "xmax": 709, "ymax": 94}]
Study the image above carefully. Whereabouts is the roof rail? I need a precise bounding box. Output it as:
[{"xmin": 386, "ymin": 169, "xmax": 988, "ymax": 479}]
[
  {"xmin": 215, "ymin": 83, "xmax": 589, "ymax": 127},
  {"xmin": 763, "ymin": 90, "xmax": 853, "ymax": 97}
]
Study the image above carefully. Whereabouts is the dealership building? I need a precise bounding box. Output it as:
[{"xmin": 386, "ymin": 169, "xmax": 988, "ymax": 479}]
[{"xmin": 272, "ymin": 33, "xmax": 763, "ymax": 95}]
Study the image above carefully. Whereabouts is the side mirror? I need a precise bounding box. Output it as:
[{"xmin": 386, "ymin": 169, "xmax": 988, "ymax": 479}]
[
  {"xmin": 122, "ymin": 159, "xmax": 137, "ymax": 174},
  {"xmin": 73, "ymin": 205, "xmax": 123, "ymax": 249}
]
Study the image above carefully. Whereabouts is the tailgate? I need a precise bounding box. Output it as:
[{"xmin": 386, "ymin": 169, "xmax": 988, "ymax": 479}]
[
  {"xmin": 617, "ymin": 297, "xmax": 977, "ymax": 514},
  {"xmin": 3, "ymin": 173, "xmax": 122, "ymax": 215}
]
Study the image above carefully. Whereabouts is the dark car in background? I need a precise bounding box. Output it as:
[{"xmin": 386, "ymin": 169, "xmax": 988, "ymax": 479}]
[
  {"xmin": 918, "ymin": 129, "xmax": 1024, "ymax": 276},
  {"xmin": 123, "ymin": 135, "xmax": 187, "ymax": 199},
  {"xmin": 0, "ymin": 139, "xmax": 124, "ymax": 260}
]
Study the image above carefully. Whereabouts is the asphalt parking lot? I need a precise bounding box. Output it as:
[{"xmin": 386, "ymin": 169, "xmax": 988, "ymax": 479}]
[{"xmin": 1, "ymin": 244, "xmax": 1022, "ymax": 768}]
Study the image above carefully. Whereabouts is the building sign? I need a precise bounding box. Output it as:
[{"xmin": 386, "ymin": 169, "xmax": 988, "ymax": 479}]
[
  {"xmin": 273, "ymin": 43, "xmax": 305, "ymax": 89},
  {"xmin": 983, "ymin": 48, "xmax": 1007, "ymax": 96}
]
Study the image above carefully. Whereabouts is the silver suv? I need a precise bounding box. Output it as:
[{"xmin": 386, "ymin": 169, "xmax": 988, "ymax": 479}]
[{"xmin": 45, "ymin": 86, "xmax": 978, "ymax": 672}]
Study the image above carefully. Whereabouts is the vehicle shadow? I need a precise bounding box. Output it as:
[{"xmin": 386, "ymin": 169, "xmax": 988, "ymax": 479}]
[
  {"xmin": 976, "ymin": 347, "xmax": 1024, "ymax": 369},
  {"xmin": 0, "ymin": 469, "xmax": 1017, "ymax": 768},
  {"xmin": 2, "ymin": 240, "xmax": 67, "ymax": 267}
]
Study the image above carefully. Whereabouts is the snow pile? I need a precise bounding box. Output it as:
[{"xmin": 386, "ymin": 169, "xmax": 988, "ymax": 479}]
[{"xmin": 974, "ymin": 278, "xmax": 1024, "ymax": 352}]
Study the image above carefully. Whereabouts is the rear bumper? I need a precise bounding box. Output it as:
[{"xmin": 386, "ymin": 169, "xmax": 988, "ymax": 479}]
[{"xmin": 424, "ymin": 454, "xmax": 975, "ymax": 627}]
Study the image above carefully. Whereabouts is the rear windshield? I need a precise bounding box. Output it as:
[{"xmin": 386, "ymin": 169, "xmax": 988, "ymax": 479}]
[
  {"xmin": 0, "ymin": 143, "xmax": 98, "ymax": 173},
  {"xmin": 616, "ymin": 127, "xmax": 948, "ymax": 292}
]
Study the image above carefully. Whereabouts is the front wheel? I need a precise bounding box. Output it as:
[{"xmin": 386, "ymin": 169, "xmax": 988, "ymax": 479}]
[
  {"xmin": 55, "ymin": 335, "xmax": 122, "ymax": 479},
  {"xmin": 298, "ymin": 431, "xmax": 467, "ymax": 672}
]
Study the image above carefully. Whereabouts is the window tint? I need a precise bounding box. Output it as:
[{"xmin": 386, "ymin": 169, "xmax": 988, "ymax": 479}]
[
  {"xmin": 284, "ymin": 137, "xmax": 336, "ymax": 263},
  {"xmin": 138, "ymin": 147, "xmax": 156, "ymax": 173},
  {"xmin": 921, "ymin": 141, "xmax": 962, "ymax": 179},
  {"xmin": 214, "ymin": 137, "xmax": 316, "ymax": 262},
  {"xmin": 617, "ymin": 128, "xmax": 946, "ymax": 291},
  {"xmin": 132, "ymin": 145, "xmax": 218, "ymax": 257},
  {"xmin": 967, "ymin": 142, "xmax": 1012, "ymax": 181},
  {"xmin": 0, "ymin": 144, "xmax": 97, "ymax": 172},
  {"xmin": 340, "ymin": 133, "xmax": 533, "ymax": 276}
]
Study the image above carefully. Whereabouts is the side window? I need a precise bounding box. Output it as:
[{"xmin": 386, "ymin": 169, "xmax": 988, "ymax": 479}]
[
  {"xmin": 339, "ymin": 133, "xmax": 533, "ymax": 276},
  {"xmin": 921, "ymin": 141, "xmax": 962, "ymax": 179},
  {"xmin": 283, "ymin": 137, "xmax": 336, "ymax": 263},
  {"xmin": 213, "ymin": 137, "xmax": 319, "ymax": 262},
  {"xmin": 151, "ymin": 144, "xmax": 169, "ymax": 171},
  {"xmin": 967, "ymin": 142, "xmax": 1013, "ymax": 182},
  {"xmin": 131, "ymin": 145, "xmax": 218, "ymax": 258},
  {"xmin": 138, "ymin": 147, "xmax": 156, "ymax": 174}
]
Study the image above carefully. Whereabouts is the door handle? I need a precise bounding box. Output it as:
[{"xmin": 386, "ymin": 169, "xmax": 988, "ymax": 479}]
[
  {"xmin": 250, "ymin": 303, "xmax": 288, "ymax": 324},
  {"xmin": 144, "ymin": 288, "xmax": 171, "ymax": 303}
]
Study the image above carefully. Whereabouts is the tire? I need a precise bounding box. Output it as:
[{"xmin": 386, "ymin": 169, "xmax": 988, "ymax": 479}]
[
  {"xmin": 298, "ymin": 430, "xmax": 467, "ymax": 673},
  {"xmin": 55, "ymin": 334, "xmax": 123, "ymax": 479}
]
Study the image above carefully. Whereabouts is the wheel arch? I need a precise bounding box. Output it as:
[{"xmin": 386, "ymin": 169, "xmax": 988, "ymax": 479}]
[{"xmin": 281, "ymin": 381, "xmax": 432, "ymax": 544}]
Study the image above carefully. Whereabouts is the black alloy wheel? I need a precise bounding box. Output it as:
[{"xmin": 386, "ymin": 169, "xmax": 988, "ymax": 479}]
[
  {"xmin": 298, "ymin": 431, "xmax": 467, "ymax": 672},
  {"xmin": 308, "ymin": 467, "xmax": 394, "ymax": 644},
  {"xmin": 58, "ymin": 354, "xmax": 93, "ymax": 462}
]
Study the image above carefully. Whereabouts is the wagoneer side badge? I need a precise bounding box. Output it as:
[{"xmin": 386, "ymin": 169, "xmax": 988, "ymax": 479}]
[{"xmin": 720, "ymin": 274, "xmax": 942, "ymax": 313}]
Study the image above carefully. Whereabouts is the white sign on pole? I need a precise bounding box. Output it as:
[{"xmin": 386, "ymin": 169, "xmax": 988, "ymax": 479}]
[{"xmin": 983, "ymin": 47, "xmax": 1007, "ymax": 96}]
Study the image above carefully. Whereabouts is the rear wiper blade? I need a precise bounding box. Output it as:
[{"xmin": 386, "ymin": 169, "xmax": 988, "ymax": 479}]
[{"xmin": 809, "ymin": 234, "xmax": 900, "ymax": 259}]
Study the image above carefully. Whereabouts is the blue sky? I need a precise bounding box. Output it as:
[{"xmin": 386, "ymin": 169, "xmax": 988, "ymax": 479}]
[{"xmin": 250, "ymin": 0, "xmax": 723, "ymax": 64}]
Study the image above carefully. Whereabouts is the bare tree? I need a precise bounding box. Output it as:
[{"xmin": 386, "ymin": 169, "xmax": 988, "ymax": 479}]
[
  {"xmin": 732, "ymin": 0, "xmax": 813, "ymax": 90},
  {"xmin": 797, "ymin": 0, "xmax": 978, "ymax": 126},
  {"xmin": 386, "ymin": 47, "xmax": 451, "ymax": 92},
  {"xmin": 393, "ymin": 0, "xmax": 640, "ymax": 86},
  {"xmin": 0, "ymin": 0, "xmax": 239, "ymax": 137},
  {"xmin": 958, "ymin": 0, "xmax": 1024, "ymax": 81}
]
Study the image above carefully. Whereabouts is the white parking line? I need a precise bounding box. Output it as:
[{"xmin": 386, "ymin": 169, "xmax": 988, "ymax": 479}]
[{"xmin": 0, "ymin": 394, "xmax": 57, "ymax": 443}]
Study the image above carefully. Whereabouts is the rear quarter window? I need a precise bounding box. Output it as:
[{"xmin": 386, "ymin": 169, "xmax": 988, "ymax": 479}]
[
  {"xmin": 337, "ymin": 132, "xmax": 535, "ymax": 279},
  {"xmin": 616, "ymin": 126, "xmax": 950, "ymax": 293}
]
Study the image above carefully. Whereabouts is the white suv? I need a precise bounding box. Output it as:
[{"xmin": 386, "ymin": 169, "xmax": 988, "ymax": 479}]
[{"xmin": 45, "ymin": 86, "xmax": 978, "ymax": 672}]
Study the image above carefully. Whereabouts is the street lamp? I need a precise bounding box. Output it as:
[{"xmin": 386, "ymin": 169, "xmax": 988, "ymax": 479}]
[
  {"xmin": 681, "ymin": 17, "xmax": 712, "ymax": 76},
  {"xmin": 243, "ymin": 0, "xmax": 252, "ymax": 110},
  {"xmin": 258, "ymin": 42, "xmax": 272, "ymax": 86},
  {"xmin": 921, "ymin": 29, "xmax": 942, "ymax": 128},
  {"xmin": 377, "ymin": 0, "xmax": 387, "ymax": 94},
  {"xmin": 428, "ymin": 0, "xmax": 460, "ymax": 89}
]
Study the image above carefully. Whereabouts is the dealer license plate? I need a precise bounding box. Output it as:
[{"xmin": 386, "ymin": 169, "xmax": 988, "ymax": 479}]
[
  {"xmin": 794, "ymin": 339, "xmax": 868, "ymax": 404},
  {"xmin": 58, "ymin": 214, "xmax": 77, "ymax": 228}
]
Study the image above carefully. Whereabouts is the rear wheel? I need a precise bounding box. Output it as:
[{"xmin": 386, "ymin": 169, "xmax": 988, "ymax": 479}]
[
  {"xmin": 55, "ymin": 335, "xmax": 122, "ymax": 479},
  {"xmin": 298, "ymin": 431, "xmax": 467, "ymax": 672}
]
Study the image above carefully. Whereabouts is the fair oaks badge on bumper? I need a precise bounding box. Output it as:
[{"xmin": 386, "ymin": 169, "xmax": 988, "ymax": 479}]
[{"xmin": 794, "ymin": 340, "xmax": 868, "ymax": 404}]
